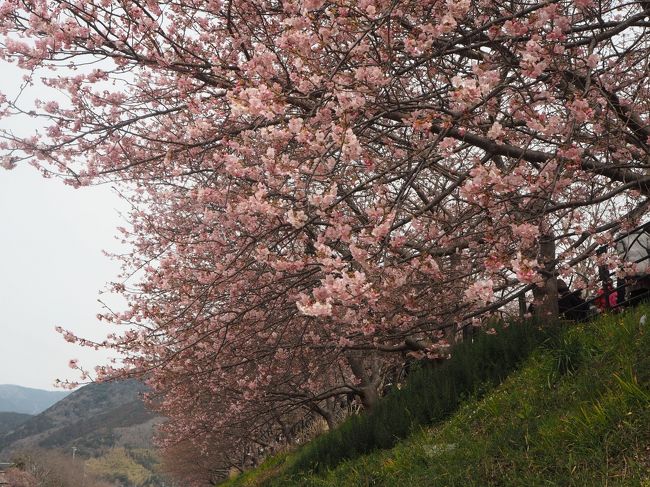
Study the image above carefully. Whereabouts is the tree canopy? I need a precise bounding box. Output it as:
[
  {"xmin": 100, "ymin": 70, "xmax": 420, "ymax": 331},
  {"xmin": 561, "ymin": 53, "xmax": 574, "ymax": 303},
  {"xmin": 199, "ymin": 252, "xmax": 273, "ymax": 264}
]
[{"xmin": 2, "ymin": 0, "xmax": 650, "ymax": 478}]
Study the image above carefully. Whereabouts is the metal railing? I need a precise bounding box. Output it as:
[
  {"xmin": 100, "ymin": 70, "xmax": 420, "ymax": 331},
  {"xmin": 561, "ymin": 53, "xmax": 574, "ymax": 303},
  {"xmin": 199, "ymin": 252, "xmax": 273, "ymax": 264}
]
[
  {"xmin": 406, "ymin": 221, "xmax": 650, "ymax": 349},
  {"xmin": 454, "ymin": 220, "xmax": 650, "ymax": 336}
]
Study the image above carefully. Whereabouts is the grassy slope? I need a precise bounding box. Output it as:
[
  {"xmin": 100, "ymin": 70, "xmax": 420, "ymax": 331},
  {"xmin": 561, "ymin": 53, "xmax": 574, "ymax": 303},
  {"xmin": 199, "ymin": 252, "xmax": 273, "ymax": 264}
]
[{"xmin": 224, "ymin": 308, "xmax": 650, "ymax": 487}]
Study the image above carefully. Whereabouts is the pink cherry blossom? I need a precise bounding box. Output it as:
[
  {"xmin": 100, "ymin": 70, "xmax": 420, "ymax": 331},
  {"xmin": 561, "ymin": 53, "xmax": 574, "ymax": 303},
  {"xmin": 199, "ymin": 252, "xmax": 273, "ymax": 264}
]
[{"xmin": 1, "ymin": 0, "xmax": 649, "ymax": 479}]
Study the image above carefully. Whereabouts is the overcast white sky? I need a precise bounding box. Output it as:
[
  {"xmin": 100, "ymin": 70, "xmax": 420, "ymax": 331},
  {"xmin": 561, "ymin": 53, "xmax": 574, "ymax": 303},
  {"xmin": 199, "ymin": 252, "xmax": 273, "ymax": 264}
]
[{"xmin": 1, "ymin": 61, "xmax": 127, "ymax": 390}]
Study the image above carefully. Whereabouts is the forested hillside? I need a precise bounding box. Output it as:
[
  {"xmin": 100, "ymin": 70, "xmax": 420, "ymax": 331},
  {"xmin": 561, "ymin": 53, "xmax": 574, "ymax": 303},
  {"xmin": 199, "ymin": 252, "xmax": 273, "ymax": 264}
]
[
  {"xmin": 0, "ymin": 380, "xmax": 159, "ymax": 458},
  {"xmin": 0, "ymin": 380, "xmax": 171, "ymax": 486},
  {"xmin": 0, "ymin": 412, "xmax": 32, "ymax": 436}
]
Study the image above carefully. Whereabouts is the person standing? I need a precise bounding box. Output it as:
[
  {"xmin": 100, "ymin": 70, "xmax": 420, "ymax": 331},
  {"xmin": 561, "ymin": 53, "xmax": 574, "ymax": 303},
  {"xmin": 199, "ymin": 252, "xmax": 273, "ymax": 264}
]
[
  {"xmin": 594, "ymin": 278, "xmax": 618, "ymax": 313},
  {"xmin": 557, "ymin": 279, "xmax": 591, "ymax": 322}
]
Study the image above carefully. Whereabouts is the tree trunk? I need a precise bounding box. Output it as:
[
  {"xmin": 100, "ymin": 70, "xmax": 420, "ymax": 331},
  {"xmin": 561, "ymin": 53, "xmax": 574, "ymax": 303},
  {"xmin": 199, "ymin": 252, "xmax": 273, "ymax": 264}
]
[
  {"xmin": 347, "ymin": 353, "xmax": 381, "ymax": 412},
  {"xmin": 518, "ymin": 294, "xmax": 527, "ymax": 318},
  {"xmin": 357, "ymin": 385, "xmax": 379, "ymax": 411},
  {"xmin": 533, "ymin": 232, "xmax": 559, "ymax": 320}
]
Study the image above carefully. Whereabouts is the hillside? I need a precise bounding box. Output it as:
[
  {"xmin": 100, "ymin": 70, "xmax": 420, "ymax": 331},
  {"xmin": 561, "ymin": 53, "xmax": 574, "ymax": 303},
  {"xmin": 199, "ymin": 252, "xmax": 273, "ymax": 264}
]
[
  {"xmin": 224, "ymin": 308, "xmax": 650, "ymax": 486},
  {"xmin": 0, "ymin": 385, "xmax": 69, "ymax": 415},
  {"xmin": 0, "ymin": 380, "xmax": 162, "ymax": 460},
  {"xmin": 0, "ymin": 412, "xmax": 32, "ymax": 436}
]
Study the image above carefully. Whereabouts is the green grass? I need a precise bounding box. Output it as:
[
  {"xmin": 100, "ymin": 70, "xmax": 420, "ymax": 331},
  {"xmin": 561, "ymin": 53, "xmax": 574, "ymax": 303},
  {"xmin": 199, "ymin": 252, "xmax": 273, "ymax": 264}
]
[
  {"xmin": 289, "ymin": 319, "xmax": 549, "ymax": 473},
  {"xmin": 222, "ymin": 308, "xmax": 650, "ymax": 486}
]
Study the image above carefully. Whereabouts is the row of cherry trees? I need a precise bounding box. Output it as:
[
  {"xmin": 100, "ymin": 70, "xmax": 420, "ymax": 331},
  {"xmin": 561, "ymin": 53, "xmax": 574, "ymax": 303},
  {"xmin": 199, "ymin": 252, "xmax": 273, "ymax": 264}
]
[{"xmin": 2, "ymin": 0, "xmax": 650, "ymax": 480}]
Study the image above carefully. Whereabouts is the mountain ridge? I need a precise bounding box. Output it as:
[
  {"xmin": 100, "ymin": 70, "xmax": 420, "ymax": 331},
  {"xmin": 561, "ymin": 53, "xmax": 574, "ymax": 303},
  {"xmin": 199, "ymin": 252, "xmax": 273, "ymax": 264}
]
[
  {"xmin": 0, "ymin": 384, "xmax": 70, "ymax": 415},
  {"xmin": 0, "ymin": 380, "xmax": 162, "ymax": 461}
]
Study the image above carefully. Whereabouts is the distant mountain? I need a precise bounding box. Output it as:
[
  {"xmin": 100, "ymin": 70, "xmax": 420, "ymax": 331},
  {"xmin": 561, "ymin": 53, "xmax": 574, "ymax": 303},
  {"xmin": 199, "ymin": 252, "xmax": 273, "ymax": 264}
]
[
  {"xmin": 0, "ymin": 380, "xmax": 163, "ymax": 460},
  {"xmin": 0, "ymin": 412, "xmax": 32, "ymax": 436},
  {"xmin": 0, "ymin": 385, "xmax": 70, "ymax": 415}
]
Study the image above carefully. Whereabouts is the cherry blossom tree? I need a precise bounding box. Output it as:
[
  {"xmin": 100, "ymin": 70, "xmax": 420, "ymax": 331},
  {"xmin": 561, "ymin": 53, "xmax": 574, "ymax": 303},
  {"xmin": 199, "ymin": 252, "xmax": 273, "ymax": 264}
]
[{"xmin": 3, "ymin": 0, "xmax": 650, "ymax": 476}]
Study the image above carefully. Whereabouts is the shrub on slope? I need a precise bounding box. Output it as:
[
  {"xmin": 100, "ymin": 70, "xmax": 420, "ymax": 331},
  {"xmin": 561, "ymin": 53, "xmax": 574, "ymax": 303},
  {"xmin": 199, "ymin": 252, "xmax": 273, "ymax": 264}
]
[{"xmin": 289, "ymin": 319, "xmax": 550, "ymax": 473}]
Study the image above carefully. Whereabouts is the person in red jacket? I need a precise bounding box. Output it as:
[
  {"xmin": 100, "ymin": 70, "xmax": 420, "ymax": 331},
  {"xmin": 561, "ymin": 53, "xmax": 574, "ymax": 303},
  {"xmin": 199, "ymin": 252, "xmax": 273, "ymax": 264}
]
[{"xmin": 595, "ymin": 278, "xmax": 618, "ymax": 312}]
